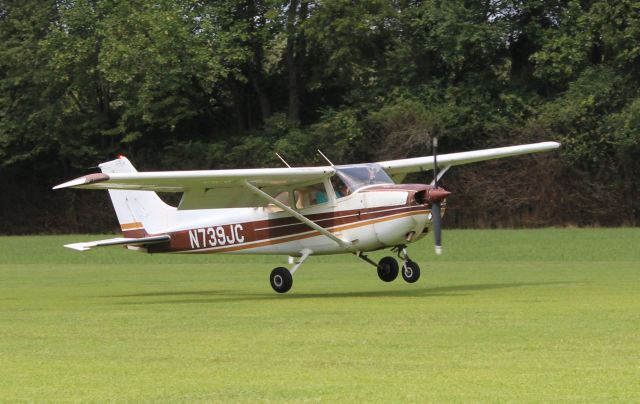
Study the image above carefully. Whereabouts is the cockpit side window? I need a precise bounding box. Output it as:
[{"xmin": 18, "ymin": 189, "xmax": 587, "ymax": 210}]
[{"xmin": 331, "ymin": 175, "xmax": 351, "ymax": 199}]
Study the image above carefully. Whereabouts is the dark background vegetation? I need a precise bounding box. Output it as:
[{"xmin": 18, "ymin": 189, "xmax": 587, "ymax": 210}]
[{"xmin": 1, "ymin": 0, "xmax": 638, "ymax": 234}]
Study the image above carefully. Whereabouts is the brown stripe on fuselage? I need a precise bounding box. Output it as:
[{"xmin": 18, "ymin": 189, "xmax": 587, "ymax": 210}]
[
  {"xmin": 201, "ymin": 209, "xmax": 428, "ymax": 254},
  {"xmin": 250, "ymin": 205, "xmax": 420, "ymax": 240},
  {"xmin": 123, "ymin": 229, "xmax": 148, "ymax": 238},
  {"xmin": 359, "ymin": 184, "xmax": 430, "ymax": 193},
  {"xmin": 150, "ymin": 208, "xmax": 427, "ymax": 254},
  {"xmin": 121, "ymin": 221, "xmax": 147, "ymax": 238},
  {"xmin": 147, "ymin": 204, "xmax": 429, "ymax": 254}
]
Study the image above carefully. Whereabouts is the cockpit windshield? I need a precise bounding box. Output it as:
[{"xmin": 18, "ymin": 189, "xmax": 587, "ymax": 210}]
[{"xmin": 335, "ymin": 163, "xmax": 394, "ymax": 192}]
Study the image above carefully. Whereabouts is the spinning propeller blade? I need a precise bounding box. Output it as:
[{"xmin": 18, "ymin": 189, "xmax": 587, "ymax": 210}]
[
  {"xmin": 430, "ymin": 137, "xmax": 447, "ymax": 255},
  {"xmin": 432, "ymin": 201, "xmax": 442, "ymax": 255}
]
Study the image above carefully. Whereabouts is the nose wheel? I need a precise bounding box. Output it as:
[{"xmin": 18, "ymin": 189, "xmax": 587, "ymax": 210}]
[
  {"xmin": 401, "ymin": 259, "xmax": 420, "ymax": 283},
  {"xmin": 393, "ymin": 245, "xmax": 421, "ymax": 283}
]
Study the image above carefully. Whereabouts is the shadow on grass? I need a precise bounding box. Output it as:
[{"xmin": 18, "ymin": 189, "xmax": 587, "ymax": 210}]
[{"xmin": 101, "ymin": 282, "xmax": 574, "ymax": 305}]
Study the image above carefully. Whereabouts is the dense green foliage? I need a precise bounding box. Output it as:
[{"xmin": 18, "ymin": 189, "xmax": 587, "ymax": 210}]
[
  {"xmin": 1, "ymin": 229, "xmax": 639, "ymax": 400},
  {"xmin": 1, "ymin": 1, "xmax": 638, "ymax": 233}
]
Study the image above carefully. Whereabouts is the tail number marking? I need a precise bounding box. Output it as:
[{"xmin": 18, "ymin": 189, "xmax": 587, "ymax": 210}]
[{"xmin": 188, "ymin": 224, "xmax": 244, "ymax": 249}]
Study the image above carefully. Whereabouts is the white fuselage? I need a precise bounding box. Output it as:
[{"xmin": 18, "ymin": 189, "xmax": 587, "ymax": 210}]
[{"xmin": 143, "ymin": 186, "xmax": 432, "ymax": 256}]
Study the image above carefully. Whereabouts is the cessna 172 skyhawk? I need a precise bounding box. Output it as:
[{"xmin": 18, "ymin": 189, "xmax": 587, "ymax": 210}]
[{"xmin": 54, "ymin": 141, "xmax": 559, "ymax": 293}]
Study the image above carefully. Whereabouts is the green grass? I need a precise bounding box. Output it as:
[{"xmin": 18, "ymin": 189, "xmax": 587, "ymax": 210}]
[{"xmin": 1, "ymin": 229, "xmax": 638, "ymax": 402}]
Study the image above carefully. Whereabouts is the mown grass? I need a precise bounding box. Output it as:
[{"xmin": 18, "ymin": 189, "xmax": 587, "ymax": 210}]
[{"xmin": 0, "ymin": 228, "xmax": 638, "ymax": 402}]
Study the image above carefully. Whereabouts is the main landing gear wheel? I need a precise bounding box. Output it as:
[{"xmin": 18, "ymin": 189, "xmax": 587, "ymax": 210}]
[
  {"xmin": 270, "ymin": 267, "xmax": 293, "ymax": 293},
  {"xmin": 377, "ymin": 256, "xmax": 399, "ymax": 282},
  {"xmin": 402, "ymin": 260, "xmax": 421, "ymax": 283}
]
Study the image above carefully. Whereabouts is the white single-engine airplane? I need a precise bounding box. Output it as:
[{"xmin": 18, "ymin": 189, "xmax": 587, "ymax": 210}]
[{"xmin": 54, "ymin": 141, "xmax": 559, "ymax": 293}]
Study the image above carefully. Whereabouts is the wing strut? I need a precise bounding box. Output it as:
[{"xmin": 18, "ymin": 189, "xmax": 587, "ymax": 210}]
[{"xmin": 244, "ymin": 181, "xmax": 350, "ymax": 248}]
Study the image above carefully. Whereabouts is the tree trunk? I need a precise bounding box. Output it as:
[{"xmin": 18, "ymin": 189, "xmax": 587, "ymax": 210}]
[
  {"xmin": 249, "ymin": 64, "xmax": 271, "ymax": 122},
  {"xmin": 286, "ymin": 0, "xmax": 308, "ymax": 123},
  {"xmin": 247, "ymin": 0, "xmax": 271, "ymax": 122},
  {"xmin": 229, "ymin": 81, "xmax": 247, "ymax": 131}
]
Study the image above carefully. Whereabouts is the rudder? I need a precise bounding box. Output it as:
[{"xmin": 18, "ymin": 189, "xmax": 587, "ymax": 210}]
[{"xmin": 99, "ymin": 156, "xmax": 173, "ymax": 236}]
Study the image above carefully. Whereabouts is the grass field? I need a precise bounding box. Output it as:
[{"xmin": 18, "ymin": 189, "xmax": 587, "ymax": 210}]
[{"xmin": 0, "ymin": 228, "xmax": 638, "ymax": 402}]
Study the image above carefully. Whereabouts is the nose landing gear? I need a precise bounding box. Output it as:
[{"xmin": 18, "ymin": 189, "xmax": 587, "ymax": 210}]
[
  {"xmin": 393, "ymin": 245, "xmax": 421, "ymax": 283},
  {"xmin": 355, "ymin": 245, "xmax": 421, "ymax": 284}
]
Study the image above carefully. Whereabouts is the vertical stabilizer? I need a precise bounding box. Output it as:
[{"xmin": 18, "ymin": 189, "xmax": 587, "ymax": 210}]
[{"xmin": 99, "ymin": 157, "xmax": 173, "ymax": 236}]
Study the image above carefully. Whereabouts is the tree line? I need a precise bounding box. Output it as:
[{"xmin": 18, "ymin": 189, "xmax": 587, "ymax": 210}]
[{"xmin": 1, "ymin": 0, "xmax": 638, "ymax": 234}]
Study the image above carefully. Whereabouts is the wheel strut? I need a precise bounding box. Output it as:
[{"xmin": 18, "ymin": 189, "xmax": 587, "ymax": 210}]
[
  {"xmin": 391, "ymin": 245, "xmax": 410, "ymax": 261},
  {"xmin": 290, "ymin": 248, "xmax": 313, "ymax": 275},
  {"xmin": 391, "ymin": 245, "xmax": 421, "ymax": 283},
  {"xmin": 270, "ymin": 248, "xmax": 313, "ymax": 293},
  {"xmin": 354, "ymin": 251, "xmax": 379, "ymax": 268},
  {"xmin": 355, "ymin": 252, "xmax": 400, "ymax": 282}
]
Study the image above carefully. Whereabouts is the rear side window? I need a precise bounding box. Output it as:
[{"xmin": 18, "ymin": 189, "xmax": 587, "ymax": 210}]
[{"xmin": 294, "ymin": 183, "xmax": 329, "ymax": 208}]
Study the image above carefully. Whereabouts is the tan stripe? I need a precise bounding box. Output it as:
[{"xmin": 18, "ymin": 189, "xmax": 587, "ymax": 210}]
[
  {"xmin": 195, "ymin": 209, "xmax": 428, "ymax": 254},
  {"xmin": 120, "ymin": 222, "xmax": 144, "ymax": 230},
  {"xmin": 331, "ymin": 210, "xmax": 427, "ymax": 233}
]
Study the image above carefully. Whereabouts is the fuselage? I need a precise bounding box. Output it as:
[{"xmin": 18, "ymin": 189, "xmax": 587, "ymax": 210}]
[{"xmin": 128, "ymin": 184, "xmax": 437, "ymax": 256}]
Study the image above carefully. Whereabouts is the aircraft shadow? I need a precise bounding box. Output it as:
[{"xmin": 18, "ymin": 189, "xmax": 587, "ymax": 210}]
[{"xmin": 101, "ymin": 281, "xmax": 573, "ymax": 305}]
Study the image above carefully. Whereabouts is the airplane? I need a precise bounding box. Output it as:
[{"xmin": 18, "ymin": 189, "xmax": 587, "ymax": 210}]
[{"xmin": 53, "ymin": 140, "xmax": 560, "ymax": 293}]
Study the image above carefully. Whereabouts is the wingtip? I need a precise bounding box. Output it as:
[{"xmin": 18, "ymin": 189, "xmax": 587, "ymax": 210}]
[
  {"xmin": 53, "ymin": 177, "xmax": 89, "ymax": 190},
  {"xmin": 53, "ymin": 173, "xmax": 110, "ymax": 190}
]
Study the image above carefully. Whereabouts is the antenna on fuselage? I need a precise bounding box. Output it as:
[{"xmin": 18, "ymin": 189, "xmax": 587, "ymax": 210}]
[
  {"xmin": 275, "ymin": 152, "xmax": 292, "ymax": 168},
  {"xmin": 317, "ymin": 149, "xmax": 334, "ymax": 166}
]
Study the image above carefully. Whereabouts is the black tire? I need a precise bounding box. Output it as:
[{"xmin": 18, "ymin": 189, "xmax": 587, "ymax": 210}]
[
  {"xmin": 270, "ymin": 267, "xmax": 293, "ymax": 293},
  {"xmin": 377, "ymin": 256, "xmax": 399, "ymax": 282},
  {"xmin": 402, "ymin": 260, "xmax": 421, "ymax": 283}
]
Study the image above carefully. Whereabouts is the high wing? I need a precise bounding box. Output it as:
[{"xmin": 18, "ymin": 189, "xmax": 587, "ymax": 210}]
[
  {"xmin": 54, "ymin": 164, "xmax": 335, "ymax": 209},
  {"xmin": 376, "ymin": 141, "xmax": 560, "ymax": 182},
  {"xmin": 53, "ymin": 142, "xmax": 558, "ymax": 210}
]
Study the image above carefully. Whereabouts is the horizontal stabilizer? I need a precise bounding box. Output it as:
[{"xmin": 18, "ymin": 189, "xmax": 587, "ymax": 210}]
[{"xmin": 64, "ymin": 235, "xmax": 171, "ymax": 251}]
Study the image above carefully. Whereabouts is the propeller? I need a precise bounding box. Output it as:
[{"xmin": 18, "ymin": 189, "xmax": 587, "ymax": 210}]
[{"xmin": 429, "ymin": 137, "xmax": 450, "ymax": 255}]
